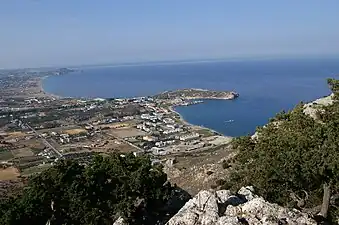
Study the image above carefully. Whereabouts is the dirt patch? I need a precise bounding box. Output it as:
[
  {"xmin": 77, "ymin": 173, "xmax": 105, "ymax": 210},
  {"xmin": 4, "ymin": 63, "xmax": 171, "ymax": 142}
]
[
  {"xmin": 21, "ymin": 139, "xmax": 45, "ymax": 149},
  {"xmin": 0, "ymin": 167, "xmax": 20, "ymax": 180},
  {"xmin": 6, "ymin": 132, "xmax": 26, "ymax": 137},
  {"xmin": 92, "ymin": 142, "xmax": 137, "ymax": 153},
  {"xmin": 107, "ymin": 128, "xmax": 146, "ymax": 138},
  {"xmin": 164, "ymin": 144, "xmax": 236, "ymax": 195},
  {"xmin": 12, "ymin": 148, "xmax": 34, "ymax": 157},
  {"xmin": 97, "ymin": 122, "xmax": 131, "ymax": 129},
  {"xmin": 63, "ymin": 128, "xmax": 87, "ymax": 135}
]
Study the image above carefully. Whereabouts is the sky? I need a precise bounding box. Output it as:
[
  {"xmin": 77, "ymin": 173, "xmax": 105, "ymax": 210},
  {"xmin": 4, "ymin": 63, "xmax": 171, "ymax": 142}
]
[{"xmin": 1, "ymin": 0, "xmax": 339, "ymax": 69}]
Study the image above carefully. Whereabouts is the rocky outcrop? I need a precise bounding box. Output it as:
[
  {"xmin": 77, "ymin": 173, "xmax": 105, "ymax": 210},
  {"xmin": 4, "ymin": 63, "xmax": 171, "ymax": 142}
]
[
  {"xmin": 165, "ymin": 187, "xmax": 317, "ymax": 225},
  {"xmin": 112, "ymin": 187, "xmax": 317, "ymax": 225},
  {"xmin": 303, "ymin": 94, "xmax": 334, "ymax": 120}
]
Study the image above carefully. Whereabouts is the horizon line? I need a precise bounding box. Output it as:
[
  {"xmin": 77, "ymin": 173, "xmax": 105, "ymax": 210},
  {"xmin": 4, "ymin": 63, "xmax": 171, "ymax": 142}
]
[{"xmin": 1, "ymin": 53, "xmax": 339, "ymax": 71}]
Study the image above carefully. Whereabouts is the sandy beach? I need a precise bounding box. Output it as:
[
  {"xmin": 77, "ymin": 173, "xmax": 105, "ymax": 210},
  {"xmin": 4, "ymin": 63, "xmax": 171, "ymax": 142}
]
[{"xmin": 38, "ymin": 76, "xmax": 63, "ymax": 99}]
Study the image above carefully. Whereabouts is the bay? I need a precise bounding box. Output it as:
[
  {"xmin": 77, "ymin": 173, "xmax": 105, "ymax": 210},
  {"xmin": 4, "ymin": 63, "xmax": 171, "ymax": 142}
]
[{"xmin": 43, "ymin": 57, "xmax": 339, "ymax": 136}]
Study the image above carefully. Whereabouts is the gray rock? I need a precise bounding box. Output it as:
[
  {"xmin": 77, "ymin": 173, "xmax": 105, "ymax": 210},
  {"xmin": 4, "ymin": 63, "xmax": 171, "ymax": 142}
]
[
  {"xmin": 166, "ymin": 211, "xmax": 199, "ymax": 225},
  {"xmin": 166, "ymin": 190, "xmax": 219, "ymax": 225},
  {"xmin": 216, "ymin": 216, "xmax": 239, "ymax": 225},
  {"xmin": 216, "ymin": 190, "xmax": 232, "ymax": 203},
  {"xmin": 225, "ymin": 204, "xmax": 242, "ymax": 217},
  {"xmin": 166, "ymin": 187, "xmax": 317, "ymax": 225},
  {"xmin": 112, "ymin": 217, "xmax": 126, "ymax": 225},
  {"xmin": 238, "ymin": 186, "xmax": 257, "ymax": 201}
]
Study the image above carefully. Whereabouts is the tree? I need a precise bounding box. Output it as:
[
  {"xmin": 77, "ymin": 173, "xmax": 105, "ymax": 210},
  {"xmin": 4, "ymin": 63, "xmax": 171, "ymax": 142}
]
[
  {"xmin": 328, "ymin": 78, "xmax": 339, "ymax": 99},
  {"xmin": 0, "ymin": 154, "xmax": 173, "ymax": 225}
]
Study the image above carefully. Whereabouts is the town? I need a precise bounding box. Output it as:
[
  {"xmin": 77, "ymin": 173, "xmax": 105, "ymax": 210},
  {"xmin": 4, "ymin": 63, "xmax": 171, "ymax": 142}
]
[{"xmin": 0, "ymin": 68, "xmax": 235, "ymax": 186}]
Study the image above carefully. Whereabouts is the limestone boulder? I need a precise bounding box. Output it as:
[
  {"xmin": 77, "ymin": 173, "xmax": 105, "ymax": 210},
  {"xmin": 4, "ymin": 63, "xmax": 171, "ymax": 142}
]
[{"xmin": 166, "ymin": 187, "xmax": 317, "ymax": 225}]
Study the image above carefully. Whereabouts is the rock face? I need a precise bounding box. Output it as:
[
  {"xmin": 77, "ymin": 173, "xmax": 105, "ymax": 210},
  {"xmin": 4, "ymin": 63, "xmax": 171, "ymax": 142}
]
[{"xmin": 165, "ymin": 187, "xmax": 317, "ymax": 225}]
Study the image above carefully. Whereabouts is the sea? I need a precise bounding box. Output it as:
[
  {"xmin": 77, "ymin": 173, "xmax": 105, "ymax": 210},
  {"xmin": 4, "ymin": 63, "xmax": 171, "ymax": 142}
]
[{"xmin": 43, "ymin": 57, "xmax": 339, "ymax": 137}]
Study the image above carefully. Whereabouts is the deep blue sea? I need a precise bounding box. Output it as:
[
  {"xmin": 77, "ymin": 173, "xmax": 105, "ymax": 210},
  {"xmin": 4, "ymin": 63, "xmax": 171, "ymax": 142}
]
[{"xmin": 43, "ymin": 58, "xmax": 339, "ymax": 136}]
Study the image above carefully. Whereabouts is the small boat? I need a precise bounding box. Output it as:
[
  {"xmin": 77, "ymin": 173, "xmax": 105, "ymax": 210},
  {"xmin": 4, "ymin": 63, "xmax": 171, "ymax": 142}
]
[{"xmin": 224, "ymin": 119, "xmax": 234, "ymax": 123}]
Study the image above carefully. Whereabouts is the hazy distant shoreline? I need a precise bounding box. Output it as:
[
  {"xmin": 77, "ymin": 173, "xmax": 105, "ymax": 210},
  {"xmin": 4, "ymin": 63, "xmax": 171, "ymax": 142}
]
[
  {"xmin": 69, "ymin": 58, "xmax": 252, "ymax": 70},
  {"xmin": 61, "ymin": 55, "xmax": 339, "ymax": 71}
]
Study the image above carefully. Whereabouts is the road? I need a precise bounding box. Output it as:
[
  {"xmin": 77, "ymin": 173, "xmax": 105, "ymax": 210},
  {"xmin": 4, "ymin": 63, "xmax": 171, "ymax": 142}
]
[{"xmin": 22, "ymin": 122, "xmax": 63, "ymax": 158}]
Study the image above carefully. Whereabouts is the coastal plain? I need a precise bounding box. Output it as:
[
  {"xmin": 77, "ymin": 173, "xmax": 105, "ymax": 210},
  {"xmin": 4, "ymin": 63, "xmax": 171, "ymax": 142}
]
[{"xmin": 0, "ymin": 68, "xmax": 238, "ymax": 196}]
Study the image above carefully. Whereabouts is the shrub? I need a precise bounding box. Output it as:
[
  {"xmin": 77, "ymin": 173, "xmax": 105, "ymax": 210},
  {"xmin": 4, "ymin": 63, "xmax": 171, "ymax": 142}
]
[{"xmin": 227, "ymin": 79, "xmax": 339, "ymax": 222}]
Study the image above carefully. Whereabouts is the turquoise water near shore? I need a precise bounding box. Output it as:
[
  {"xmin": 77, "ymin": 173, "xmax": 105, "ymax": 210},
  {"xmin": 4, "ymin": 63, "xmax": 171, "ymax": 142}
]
[{"xmin": 43, "ymin": 57, "xmax": 339, "ymax": 136}]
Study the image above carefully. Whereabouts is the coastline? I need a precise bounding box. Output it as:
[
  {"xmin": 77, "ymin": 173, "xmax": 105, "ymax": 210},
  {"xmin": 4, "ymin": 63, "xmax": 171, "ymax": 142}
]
[
  {"xmin": 38, "ymin": 76, "xmax": 63, "ymax": 100},
  {"xmin": 168, "ymin": 105, "xmax": 229, "ymax": 138},
  {"xmin": 35, "ymin": 75, "xmax": 232, "ymax": 138}
]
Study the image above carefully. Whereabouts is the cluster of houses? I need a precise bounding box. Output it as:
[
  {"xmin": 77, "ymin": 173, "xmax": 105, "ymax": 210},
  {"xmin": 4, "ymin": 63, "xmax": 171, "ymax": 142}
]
[
  {"xmin": 137, "ymin": 113, "xmax": 183, "ymax": 134},
  {"xmin": 135, "ymin": 111, "xmax": 204, "ymax": 155},
  {"xmin": 37, "ymin": 148, "xmax": 57, "ymax": 159},
  {"xmin": 54, "ymin": 129, "xmax": 99, "ymax": 145}
]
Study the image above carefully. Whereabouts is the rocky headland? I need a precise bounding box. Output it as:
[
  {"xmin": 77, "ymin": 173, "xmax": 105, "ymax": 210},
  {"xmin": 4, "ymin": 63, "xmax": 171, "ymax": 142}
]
[{"xmin": 153, "ymin": 88, "xmax": 239, "ymax": 100}]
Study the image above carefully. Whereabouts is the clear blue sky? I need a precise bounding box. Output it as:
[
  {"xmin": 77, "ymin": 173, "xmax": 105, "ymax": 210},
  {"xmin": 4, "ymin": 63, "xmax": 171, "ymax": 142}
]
[{"xmin": 1, "ymin": 0, "xmax": 339, "ymax": 69}]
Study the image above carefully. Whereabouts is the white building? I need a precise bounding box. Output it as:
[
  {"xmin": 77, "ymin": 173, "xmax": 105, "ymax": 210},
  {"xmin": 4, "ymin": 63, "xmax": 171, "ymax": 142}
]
[
  {"xmin": 163, "ymin": 118, "xmax": 174, "ymax": 124},
  {"xmin": 178, "ymin": 133, "xmax": 200, "ymax": 141},
  {"xmin": 141, "ymin": 114, "xmax": 151, "ymax": 120},
  {"xmin": 163, "ymin": 128, "xmax": 182, "ymax": 135},
  {"xmin": 143, "ymin": 136, "xmax": 156, "ymax": 142}
]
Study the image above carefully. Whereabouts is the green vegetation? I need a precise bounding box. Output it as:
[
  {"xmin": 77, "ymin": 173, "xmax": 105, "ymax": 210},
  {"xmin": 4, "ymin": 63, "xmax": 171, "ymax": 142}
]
[
  {"xmin": 0, "ymin": 154, "xmax": 174, "ymax": 225},
  {"xmin": 0, "ymin": 151, "xmax": 14, "ymax": 161},
  {"xmin": 196, "ymin": 128, "xmax": 215, "ymax": 137},
  {"xmin": 226, "ymin": 78, "xmax": 339, "ymax": 222},
  {"xmin": 328, "ymin": 78, "xmax": 339, "ymax": 99}
]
